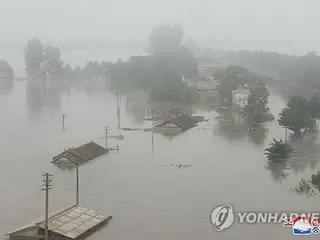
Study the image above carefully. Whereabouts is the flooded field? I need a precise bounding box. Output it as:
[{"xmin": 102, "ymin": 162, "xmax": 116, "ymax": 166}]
[{"xmin": 1, "ymin": 80, "xmax": 320, "ymax": 239}]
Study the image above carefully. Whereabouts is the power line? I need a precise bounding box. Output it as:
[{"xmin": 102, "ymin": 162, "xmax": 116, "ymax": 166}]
[{"xmin": 63, "ymin": 185, "xmax": 207, "ymax": 221}]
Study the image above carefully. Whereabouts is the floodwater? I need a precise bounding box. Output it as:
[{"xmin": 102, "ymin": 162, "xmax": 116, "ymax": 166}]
[{"xmin": 1, "ymin": 79, "xmax": 320, "ymax": 240}]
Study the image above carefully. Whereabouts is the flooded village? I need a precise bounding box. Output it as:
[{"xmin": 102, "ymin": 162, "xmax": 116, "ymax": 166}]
[{"xmin": 2, "ymin": 26, "xmax": 320, "ymax": 240}]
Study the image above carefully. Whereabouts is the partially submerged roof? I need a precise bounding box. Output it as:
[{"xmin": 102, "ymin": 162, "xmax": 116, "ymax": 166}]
[
  {"xmin": 52, "ymin": 141, "xmax": 107, "ymax": 165},
  {"xmin": 7, "ymin": 205, "xmax": 112, "ymax": 240},
  {"xmin": 154, "ymin": 114, "xmax": 198, "ymax": 131},
  {"xmin": 232, "ymin": 87, "xmax": 250, "ymax": 94}
]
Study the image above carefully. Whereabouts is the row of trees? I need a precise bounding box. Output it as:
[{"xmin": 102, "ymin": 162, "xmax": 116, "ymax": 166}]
[
  {"xmin": 24, "ymin": 38, "xmax": 112, "ymax": 80},
  {"xmin": 204, "ymin": 49, "xmax": 320, "ymax": 89}
]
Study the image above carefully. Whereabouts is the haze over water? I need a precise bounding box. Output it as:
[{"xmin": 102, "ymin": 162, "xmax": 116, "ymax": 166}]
[{"xmin": 1, "ymin": 80, "xmax": 320, "ymax": 239}]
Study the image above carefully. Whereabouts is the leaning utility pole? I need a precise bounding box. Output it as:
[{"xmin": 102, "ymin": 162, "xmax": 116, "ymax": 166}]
[{"xmin": 42, "ymin": 173, "xmax": 52, "ymax": 240}]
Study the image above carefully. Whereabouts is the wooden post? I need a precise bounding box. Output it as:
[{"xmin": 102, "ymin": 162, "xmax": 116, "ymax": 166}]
[
  {"xmin": 151, "ymin": 110, "xmax": 154, "ymax": 155},
  {"xmin": 76, "ymin": 163, "xmax": 79, "ymax": 205},
  {"xmin": 117, "ymin": 93, "xmax": 120, "ymax": 129}
]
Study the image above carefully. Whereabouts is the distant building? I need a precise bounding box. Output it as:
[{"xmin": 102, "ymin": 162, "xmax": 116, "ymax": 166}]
[
  {"xmin": 232, "ymin": 87, "xmax": 250, "ymax": 109},
  {"xmin": 181, "ymin": 75, "xmax": 219, "ymax": 104},
  {"xmin": 196, "ymin": 57, "xmax": 225, "ymax": 80}
]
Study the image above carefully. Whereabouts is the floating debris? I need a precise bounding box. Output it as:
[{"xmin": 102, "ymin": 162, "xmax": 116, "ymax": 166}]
[
  {"xmin": 121, "ymin": 127, "xmax": 152, "ymax": 132},
  {"xmin": 107, "ymin": 134, "xmax": 124, "ymax": 140},
  {"xmin": 165, "ymin": 164, "xmax": 192, "ymax": 168}
]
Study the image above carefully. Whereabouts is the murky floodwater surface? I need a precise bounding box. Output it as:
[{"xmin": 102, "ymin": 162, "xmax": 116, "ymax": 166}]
[{"xmin": 0, "ymin": 80, "xmax": 320, "ymax": 239}]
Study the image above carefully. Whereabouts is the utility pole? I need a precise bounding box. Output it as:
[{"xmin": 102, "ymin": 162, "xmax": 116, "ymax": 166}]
[
  {"xmin": 116, "ymin": 93, "xmax": 120, "ymax": 129},
  {"xmin": 105, "ymin": 126, "xmax": 109, "ymax": 150},
  {"xmin": 76, "ymin": 162, "xmax": 79, "ymax": 205},
  {"xmin": 42, "ymin": 173, "xmax": 52, "ymax": 240},
  {"xmin": 68, "ymin": 78, "xmax": 71, "ymax": 97},
  {"xmin": 151, "ymin": 110, "xmax": 154, "ymax": 155},
  {"xmin": 61, "ymin": 113, "xmax": 66, "ymax": 130}
]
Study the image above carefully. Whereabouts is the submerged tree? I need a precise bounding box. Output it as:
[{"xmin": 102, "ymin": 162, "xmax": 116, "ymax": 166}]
[
  {"xmin": 278, "ymin": 96, "xmax": 316, "ymax": 135},
  {"xmin": 244, "ymin": 81, "xmax": 271, "ymax": 125},
  {"xmin": 295, "ymin": 171, "xmax": 320, "ymax": 197},
  {"xmin": 265, "ymin": 138, "xmax": 293, "ymax": 162},
  {"xmin": 0, "ymin": 60, "xmax": 14, "ymax": 80}
]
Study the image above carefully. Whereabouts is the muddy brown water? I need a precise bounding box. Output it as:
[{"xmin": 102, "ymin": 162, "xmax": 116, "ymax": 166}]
[{"xmin": 0, "ymin": 80, "xmax": 320, "ymax": 239}]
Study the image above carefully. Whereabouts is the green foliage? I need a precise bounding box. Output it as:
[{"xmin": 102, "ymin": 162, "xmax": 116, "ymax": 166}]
[
  {"xmin": 265, "ymin": 138, "xmax": 293, "ymax": 162},
  {"xmin": 217, "ymin": 65, "xmax": 267, "ymax": 104},
  {"xmin": 24, "ymin": 38, "xmax": 44, "ymax": 78},
  {"xmin": 278, "ymin": 96, "xmax": 316, "ymax": 134},
  {"xmin": 108, "ymin": 25, "xmax": 199, "ymax": 101},
  {"xmin": 311, "ymin": 171, "xmax": 320, "ymax": 192},
  {"xmin": 0, "ymin": 60, "xmax": 14, "ymax": 80},
  {"xmin": 244, "ymin": 81, "xmax": 270, "ymax": 124},
  {"xmin": 42, "ymin": 45, "xmax": 63, "ymax": 77},
  {"xmin": 295, "ymin": 178, "xmax": 317, "ymax": 196},
  {"xmin": 295, "ymin": 171, "xmax": 320, "ymax": 197},
  {"xmin": 148, "ymin": 24, "xmax": 184, "ymax": 54},
  {"xmin": 203, "ymin": 49, "xmax": 320, "ymax": 89},
  {"xmin": 150, "ymin": 77, "xmax": 194, "ymax": 103}
]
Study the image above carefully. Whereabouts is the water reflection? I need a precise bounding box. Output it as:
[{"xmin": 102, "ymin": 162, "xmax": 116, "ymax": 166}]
[
  {"xmin": 266, "ymin": 131, "xmax": 320, "ymax": 183},
  {"xmin": 0, "ymin": 78, "xmax": 14, "ymax": 94},
  {"xmin": 248, "ymin": 125, "xmax": 268, "ymax": 146},
  {"xmin": 266, "ymin": 161, "xmax": 289, "ymax": 183},
  {"xmin": 126, "ymin": 90, "xmax": 149, "ymax": 124},
  {"xmin": 287, "ymin": 132, "xmax": 320, "ymax": 173},
  {"xmin": 216, "ymin": 110, "xmax": 246, "ymax": 140},
  {"xmin": 72, "ymin": 78, "xmax": 108, "ymax": 95},
  {"xmin": 25, "ymin": 80, "xmax": 63, "ymax": 123}
]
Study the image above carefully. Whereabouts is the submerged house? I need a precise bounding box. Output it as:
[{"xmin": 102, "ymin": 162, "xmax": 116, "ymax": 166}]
[
  {"xmin": 232, "ymin": 87, "xmax": 250, "ymax": 110},
  {"xmin": 181, "ymin": 76, "xmax": 219, "ymax": 104},
  {"xmin": 52, "ymin": 141, "xmax": 107, "ymax": 167},
  {"xmin": 6, "ymin": 205, "xmax": 112, "ymax": 240},
  {"xmin": 153, "ymin": 114, "xmax": 198, "ymax": 136}
]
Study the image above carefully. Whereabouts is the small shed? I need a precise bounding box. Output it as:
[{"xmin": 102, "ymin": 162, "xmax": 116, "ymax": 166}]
[
  {"xmin": 52, "ymin": 141, "xmax": 107, "ymax": 166},
  {"xmin": 6, "ymin": 205, "xmax": 112, "ymax": 240}
]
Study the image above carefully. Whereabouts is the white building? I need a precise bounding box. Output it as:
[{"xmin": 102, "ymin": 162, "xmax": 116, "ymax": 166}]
[{"xmin": 232, "ymin": 87, "xmax": 250, "ymax": 109}]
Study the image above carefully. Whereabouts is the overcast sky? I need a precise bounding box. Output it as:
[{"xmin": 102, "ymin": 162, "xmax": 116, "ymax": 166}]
[{"xmin": 0, "ymin": 0, "xmax": 319, "ymax": 76}]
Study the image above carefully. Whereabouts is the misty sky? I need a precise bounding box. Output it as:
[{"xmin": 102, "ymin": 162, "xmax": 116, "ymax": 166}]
[{"xmin": 0, "ymin": 0, "xmax": 319, "ymax": 76}]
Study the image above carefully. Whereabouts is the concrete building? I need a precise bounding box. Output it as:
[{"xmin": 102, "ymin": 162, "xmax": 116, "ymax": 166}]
[
  {"xmin": 181, "ymin": 76, "xmax": 218, "ymax": 104},
  {"xmin": 232, "ymin": 87, "xmax": 250, "ymax": 109}
]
